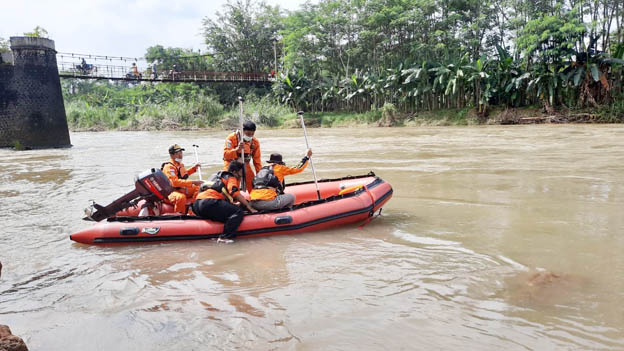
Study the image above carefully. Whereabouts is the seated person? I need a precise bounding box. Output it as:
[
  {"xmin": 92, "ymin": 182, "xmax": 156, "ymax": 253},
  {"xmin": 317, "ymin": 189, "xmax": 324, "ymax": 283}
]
[
  {"xmin": 162, "ymin": 144, "xmax": 202, "ymax": 213},
  {"xmin": 249, "ymin": 149, "xmax": 312, "ymax": 211},
  {"xmin": 192, "ymin": 161, "xmax": 257, "ymax": 241},
  {"xmin": 78, "ymin": 58, "xmax": 90, "ymax": 73}
]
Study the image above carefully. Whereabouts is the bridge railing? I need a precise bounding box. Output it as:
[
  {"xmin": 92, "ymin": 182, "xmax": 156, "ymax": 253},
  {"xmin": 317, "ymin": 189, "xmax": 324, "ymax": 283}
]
[
  {"xmin": 58, "ymin": 61, "xmax": 130, "ymax": 79},
  {"xmin": 56, "ymin": 51, "xmax": 276, "ymax": 82},
  {"xmin": 58, "ymin": 61, "xmax": 274, "ymax": 83},
  {"xmin": 160, "ymin": 70, "xmax": 272, "ymax": 82}
]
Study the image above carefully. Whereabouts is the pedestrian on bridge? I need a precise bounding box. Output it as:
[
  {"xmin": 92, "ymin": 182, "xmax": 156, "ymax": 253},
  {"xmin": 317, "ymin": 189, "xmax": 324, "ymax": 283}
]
[{"xmin": 131, "ymin": 63, "xmax": 139, "ymax": 77}]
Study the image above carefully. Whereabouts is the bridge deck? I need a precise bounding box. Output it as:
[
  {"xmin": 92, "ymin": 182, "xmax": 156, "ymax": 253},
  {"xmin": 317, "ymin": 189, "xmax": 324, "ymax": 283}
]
[
  {"xmin": 57, "ymin": 59, "xmax": 274, "ymax": 83},
  {"xmin": 58, "ymin": 72, "xmax": 274, "ymax": 83}
]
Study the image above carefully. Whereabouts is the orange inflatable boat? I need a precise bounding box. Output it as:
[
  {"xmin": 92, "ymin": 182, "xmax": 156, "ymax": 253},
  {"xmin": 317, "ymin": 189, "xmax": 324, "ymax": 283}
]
[{"xmin": 70, "ymin": 172, "xmax": 393, "ymax": 245}]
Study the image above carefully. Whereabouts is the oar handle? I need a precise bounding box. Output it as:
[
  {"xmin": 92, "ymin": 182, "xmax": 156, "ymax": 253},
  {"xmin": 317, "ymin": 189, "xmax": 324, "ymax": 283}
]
[
  {"xmin": 238, "ymin": 96, "xmax": 246, "ymax": 191},
  {"xmin": 299, "ymin": 111, "xmax": 321, "ymax": 200},
  {"xmin": 192, "ymin": 144, "xmax": 202, "ymax": 181}
]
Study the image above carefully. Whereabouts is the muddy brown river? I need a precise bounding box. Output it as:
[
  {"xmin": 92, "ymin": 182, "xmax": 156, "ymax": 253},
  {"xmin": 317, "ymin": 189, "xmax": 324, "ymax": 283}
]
[{"xmin": 1, "ymin": 125, "xmax": 623, "ymax": 350}]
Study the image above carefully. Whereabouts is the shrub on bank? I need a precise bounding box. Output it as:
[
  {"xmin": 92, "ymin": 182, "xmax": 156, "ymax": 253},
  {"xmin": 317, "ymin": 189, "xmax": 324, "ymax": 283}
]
[
  {"xmin": 219, "ymin": 94, "xmax": 293, "ymax": 129},
  {"xmin": 598, "ymin": 94, "xmax": 624, "ymax": 123},
  {"xmin": 66, "ymin": 95, "xmax": 227, "ymax": 131}
]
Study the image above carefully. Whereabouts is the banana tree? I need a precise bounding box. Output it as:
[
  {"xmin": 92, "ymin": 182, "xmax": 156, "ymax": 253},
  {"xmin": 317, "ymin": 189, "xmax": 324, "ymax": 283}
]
[
  {"xmin": 464, "ymin": 58, "xmax": 492, "ymax": 115},
  {"xmin": 560, "ymin": 39, "xmax": 624, "ymax": 107},
  {"xmin": 493, "ymin": 45, "xmax": 527, "ymax": 107},
  {"xmin": 504, "ymin": 72, "xmax": 531, "ymax": 107},
  {"xmin": 402, "ymin": 62, "xmax": 433, "ymax": 111},
  {"xmin": 526, "ymin": 64, "xmax": 569, "ymax": 113},
  {"xmin": 383, "ymin": 63, "xmax": 406, "ymax": 109},
  {"xmin": 429, "ymin": 64, "xmax": 454, "ymax": 109},
  {"xmin": 272, "ymin": 70, "xmax": 312, "ymax": 111},
  {"xmin": 319, "ymin": 76, "xmax": 341, "ymax": 112},
  {"xmin": 362, "ymin": 71, "xmax": 384, "ymax": 110},
  {"xmin": 338, "ymin": 71, "xmax": 369, "ymax": 112}
]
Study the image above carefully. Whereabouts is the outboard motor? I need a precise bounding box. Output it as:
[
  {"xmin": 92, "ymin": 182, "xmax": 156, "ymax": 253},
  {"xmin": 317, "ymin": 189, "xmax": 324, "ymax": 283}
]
[{"xmin": 84, "ymin": 168, "xmax": 173, "ymax": 222}]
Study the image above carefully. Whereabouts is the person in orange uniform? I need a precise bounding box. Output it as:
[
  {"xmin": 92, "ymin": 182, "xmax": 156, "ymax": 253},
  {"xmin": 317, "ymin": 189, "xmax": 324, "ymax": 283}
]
[
  {"xmin": 223, "ymin": 121, "xmax": 261, "ymax": 192},
  {"xmin": 192, "ymin": 161, "xmax": 257, "ymax": 241},
  {"xmin": 162, "ymin": 144, "xmax": 203, "ymax": 213},
  {"xmin": 249, "ymin": 149, "xmax": 313, "ymax": 211}
]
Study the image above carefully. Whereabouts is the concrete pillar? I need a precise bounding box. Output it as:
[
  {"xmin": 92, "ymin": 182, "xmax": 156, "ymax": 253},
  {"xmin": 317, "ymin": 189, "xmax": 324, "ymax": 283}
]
[{"xmin": 0, "ymin": 36, "xmax": 71, "ymax": 148}]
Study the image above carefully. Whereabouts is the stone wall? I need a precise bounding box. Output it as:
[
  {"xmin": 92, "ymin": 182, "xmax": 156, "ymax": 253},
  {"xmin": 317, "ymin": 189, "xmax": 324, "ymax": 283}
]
[
  {"xmin": 0, "ymin": 52, "xmax": 13, "ymax": 64},
  {"xmin": 0, "ymin": 36, "xmax": 70, "ymax": 148}
]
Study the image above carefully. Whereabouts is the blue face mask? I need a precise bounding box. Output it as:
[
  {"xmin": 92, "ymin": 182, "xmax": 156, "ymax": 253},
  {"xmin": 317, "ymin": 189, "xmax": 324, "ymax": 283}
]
[{"xmin": 243, "ymin": 135, "xmax": 253, "ymax": 142}]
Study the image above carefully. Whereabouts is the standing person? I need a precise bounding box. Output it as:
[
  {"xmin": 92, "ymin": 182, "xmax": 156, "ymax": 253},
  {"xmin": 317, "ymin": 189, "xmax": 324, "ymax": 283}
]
[
  {"xmin": 131, "ymin": 62, "xmax": 139, "ymax": 77},
  {"xmin": 162, "ymin": 144, "xmax": 202, "ymax": 214},
  {"xmin": 192, "ymin": 161, "xmax": 257, "ymax": 242},
  {"xmin": 223, "ymin": 121, "xmax": 261, "ymax": 192},
  {"xmin": 249, "ymin": 149, "xmax": 312, "ymax": 211},
  {"xmin": 170, "ymin": 64, "xmax": 179, "ymax": 80}
]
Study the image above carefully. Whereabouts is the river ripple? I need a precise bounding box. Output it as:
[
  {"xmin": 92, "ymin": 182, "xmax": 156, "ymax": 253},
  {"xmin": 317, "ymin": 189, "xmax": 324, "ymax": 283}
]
[{"xmin": 1, "ymin": 125, "xmax": 623, "ymax": 350}]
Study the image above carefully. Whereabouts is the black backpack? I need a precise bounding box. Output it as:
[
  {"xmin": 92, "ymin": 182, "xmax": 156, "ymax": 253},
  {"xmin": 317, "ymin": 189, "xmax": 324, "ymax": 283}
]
[
  {"xmin": 203, "ymin": 171, "xmax": 233, "ymax": 192},
  {"xmin": 252, "ymin": 166, "xmax": 284, "ymax": 193}
]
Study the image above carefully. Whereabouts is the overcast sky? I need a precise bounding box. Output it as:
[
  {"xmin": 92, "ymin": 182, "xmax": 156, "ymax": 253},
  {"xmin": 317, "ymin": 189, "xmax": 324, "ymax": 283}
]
[{"xmin": 1, "ymin": 0, "xmax": 309, "ymax": 61}]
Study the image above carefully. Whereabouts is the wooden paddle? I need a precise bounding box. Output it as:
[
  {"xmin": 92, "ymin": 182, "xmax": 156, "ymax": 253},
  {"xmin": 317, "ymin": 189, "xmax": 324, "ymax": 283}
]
[
  {"xmin": 238, "ymin": 96, "xmax": 246, "ymax": 192},
  {"xmin": 299, "ymin": 111, "xmax": 321, "ymax": 200}
]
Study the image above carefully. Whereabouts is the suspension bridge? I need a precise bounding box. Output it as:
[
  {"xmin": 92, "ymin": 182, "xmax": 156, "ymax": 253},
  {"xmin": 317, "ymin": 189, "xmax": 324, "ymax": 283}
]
[{"xmin": 56, "ymin": 52, "xmax": 274, "ymax": 83}]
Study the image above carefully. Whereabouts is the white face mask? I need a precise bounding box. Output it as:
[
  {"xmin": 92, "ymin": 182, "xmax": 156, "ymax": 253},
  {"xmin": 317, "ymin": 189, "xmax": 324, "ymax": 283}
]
[
  {"xmin": 243, "ymin": 135, "xmax": 253, "ymax": 142},
  {"xmin": 175, "ymin": 157, "xmax": 183, "ymax": 163}
]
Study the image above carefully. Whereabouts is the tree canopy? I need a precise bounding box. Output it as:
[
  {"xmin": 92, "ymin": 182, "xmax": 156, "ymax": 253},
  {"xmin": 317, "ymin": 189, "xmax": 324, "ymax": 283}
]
[
  {"xmin": 202, "ymin": 0, "xmax": 283, "ymax": 72},
  {"xmin": 145, "ymin": 45, "xmax": 214, "ymax": 71}
]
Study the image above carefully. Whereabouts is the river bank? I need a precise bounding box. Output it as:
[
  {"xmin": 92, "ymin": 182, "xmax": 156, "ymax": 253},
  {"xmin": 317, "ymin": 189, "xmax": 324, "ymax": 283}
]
[
  {"xmin": 62, "ymin": 78, "xmax": 624, "ymax": 132},
  {"xmin": 67, "ymin": 104, "xmax": 623, "ymax": 132}
]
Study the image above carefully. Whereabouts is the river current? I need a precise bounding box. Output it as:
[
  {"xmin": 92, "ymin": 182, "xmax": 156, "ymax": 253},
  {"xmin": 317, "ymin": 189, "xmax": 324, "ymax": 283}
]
[{"xmin": 1, "ymin": 125, "xmax": 623, "ymax": 350}]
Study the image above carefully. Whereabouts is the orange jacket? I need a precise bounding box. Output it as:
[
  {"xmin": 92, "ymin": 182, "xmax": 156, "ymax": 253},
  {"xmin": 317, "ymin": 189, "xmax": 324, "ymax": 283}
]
[
  {"xmin": 196, "ymin": 174, "xmax": 241, "ymax": 202},
  {"xmin": 250, "ymin": 158, "xmax": 309, "ymax": 201},
  {"xmin": 223, "ymin": 131, "xmax": 262, "ymax": 173},
  {"xmin": 162, "ymin": 159, "xmax": 197, "ymax": 190}
]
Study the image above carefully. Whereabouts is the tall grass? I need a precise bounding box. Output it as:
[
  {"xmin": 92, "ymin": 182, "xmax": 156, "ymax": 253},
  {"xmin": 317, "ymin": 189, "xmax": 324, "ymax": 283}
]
[
  {"xmin": 64, "ymin": 81, "xmax": 299, "ymax": 131},
  {"xmin": 598, "ymin": 94, "xmax": 624, "ymax": 123},
  {"xmin": 218, "ymin": 94, "xmax": 294, "ymax": 129}
]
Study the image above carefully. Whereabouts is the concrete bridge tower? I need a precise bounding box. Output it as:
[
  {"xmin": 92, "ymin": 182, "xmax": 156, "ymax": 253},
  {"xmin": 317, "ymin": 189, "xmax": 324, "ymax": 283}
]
[{"xmin": 0, "ymin": 36, "xmax": 70, "ymax": 148}]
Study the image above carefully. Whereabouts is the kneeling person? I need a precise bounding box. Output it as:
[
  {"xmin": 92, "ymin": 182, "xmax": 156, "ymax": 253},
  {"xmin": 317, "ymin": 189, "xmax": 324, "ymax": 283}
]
[
  {"xmin": 192, "ymin": 161, "xmax": 257, "ymax": 240},
  {"xmin": 250, "ymin": 149, "xmax": 312, "ymax": 211}
]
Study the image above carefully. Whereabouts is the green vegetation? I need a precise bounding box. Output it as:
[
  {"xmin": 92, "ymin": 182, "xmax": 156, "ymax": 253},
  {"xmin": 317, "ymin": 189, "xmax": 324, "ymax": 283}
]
[
  {"xmin": 271, "ymin": 0, "xmax": 624, "ymax": 121},
  {"xmin": 12, "ymin": 139, "xmax": 25, "ymax": 150},
  {"xmin": 64, "ymin": 0, "xmax": 624, "ymax": 129},
  {"xmin": 201, "ymin": 0, "xmax": 282, "ymax": 73},
  {"xmin": 0, "ymin": 37, "xmax": 9, "ymax": 53},
  {"xmin": 23, "ymin": 26, "xmax": 48, "ymax": 38},
  {"xmin": 145, "ymin": 46, "xmax": 213, "ymax": 71},
  {"xmin": 62, "ymin": 80, "xmax": 293, "ymax": 130}
]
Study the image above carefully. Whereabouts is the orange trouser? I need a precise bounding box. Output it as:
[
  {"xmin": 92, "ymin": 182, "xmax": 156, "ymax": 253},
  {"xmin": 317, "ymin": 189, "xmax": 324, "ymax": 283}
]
[
  {"xmin": 242, "ymin": 163, "xmax": 254, "ymax": 192},
  {"xmin": 168, "ymin": 186, "xmax": 198, "ymax": 213},
  {"xmin": 168, "ymin": 191, "xmax": 188, "ymax": 213}
]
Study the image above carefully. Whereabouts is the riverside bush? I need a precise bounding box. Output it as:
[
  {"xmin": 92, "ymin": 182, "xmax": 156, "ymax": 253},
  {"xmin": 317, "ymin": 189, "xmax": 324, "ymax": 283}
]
[{"xmin": 599, "ymin": 94, "xmax": 624, "ymax": 123}]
